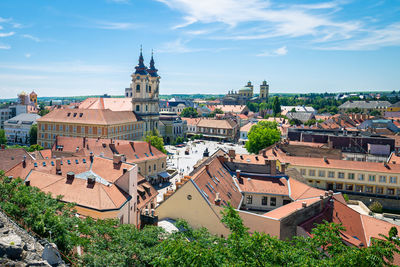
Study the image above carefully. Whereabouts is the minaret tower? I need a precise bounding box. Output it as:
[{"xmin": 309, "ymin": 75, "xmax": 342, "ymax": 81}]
[
  {"xmin": 131, "ymin": 47, "xmax": 160, "ymax": 133},
  {"xmin": 259, "ymin": 80, "xmax": 269, "ymax": 102}
]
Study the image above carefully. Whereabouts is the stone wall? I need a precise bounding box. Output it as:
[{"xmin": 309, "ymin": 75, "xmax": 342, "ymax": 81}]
[
  {"xmin": 0, "ymin": 210, "xmax": 66, "ymax": 266},
  {"xmin": 348, "ymin": 194, "xmax": 400, "ymax": 211}
]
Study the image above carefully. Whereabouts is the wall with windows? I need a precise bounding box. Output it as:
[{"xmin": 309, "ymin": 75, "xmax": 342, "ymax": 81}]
[
  {"xmin": 242, "ymin": 192, "xmax": 292, "ymax": 211},
  {"xmin": 294, "ymin": 164, "xmax": 400, "ymax": 197}
]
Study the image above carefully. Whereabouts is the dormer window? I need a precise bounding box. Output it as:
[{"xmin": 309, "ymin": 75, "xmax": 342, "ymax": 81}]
[{"xmin": 73, "ymin": 113, "xmax": 77, "ymax": 117}]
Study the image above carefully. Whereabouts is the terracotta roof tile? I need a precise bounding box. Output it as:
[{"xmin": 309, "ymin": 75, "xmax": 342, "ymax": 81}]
[
  {"xmin": 0, "ymin": 148, "xmax": 33, "ymax": 172},
  {"xmin": 197, "ymin": 118, "xmax": 237, "ymax": 129},
  {"xmin": 79, "ymin": 97, "xmax": 133, "ymax": 111}
]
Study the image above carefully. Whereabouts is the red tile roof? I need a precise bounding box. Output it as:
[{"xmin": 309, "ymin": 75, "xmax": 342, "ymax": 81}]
[
  {"xmin": 0, "ymin": 148, "xmax": 33, "ymax": 172},
  {"xmin": 79, "ymin": 97, "xmax": 133, "ymax": 111},
  {"xmin": 239, "ymin": 176, "xmax": 289, "ymax": 195},
  {"xmin": 197, "ymin": 118, "xmax": 237, "ymax": 129}
]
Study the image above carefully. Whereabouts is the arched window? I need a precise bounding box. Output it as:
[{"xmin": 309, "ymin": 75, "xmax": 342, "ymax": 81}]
[{"xmin": 136, "ymin": 84, "xmax": 140, "ymax": 93}]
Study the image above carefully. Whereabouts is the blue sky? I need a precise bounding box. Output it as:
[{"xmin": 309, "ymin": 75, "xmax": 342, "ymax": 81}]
[{"xmin": 0, "ymin": 0, "xmax": 400, "ymax": 98}]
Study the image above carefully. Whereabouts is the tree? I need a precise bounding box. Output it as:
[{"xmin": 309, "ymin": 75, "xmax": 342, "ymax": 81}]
[
  {"xmin": 144, "ymin": 129, "xmax": 167, "ymax": 154},
  {"xmin": 208, "ymin": 108, "xmax": 223, "ymax": 117},
  {"xmin": 245, "ymin": 121, "xmax": 281, "ymax": 154},
  {"xmin": 0, "ymin": 129, "xmax": 6, "ymax": 145},
  {"xmin": 369, "ymin": 201, "xmax": 383, "ymax": 213},
  {"xmin": 180, "ymin": 107, "xmax": 198, "ymax": 118},
  {"xmin": 272, "ymin": 96, "xmax": 281, "ymax": 116},
  {"xmin": 38, "ymin": 109, "xmax": 50, "ymax": 116},
  {"xmin": 26, "ymin": 144, "xmax": 44, "ymax": 152},
  {"xmin": 370, "ymin": 110, "xmax": 381, "ymax": 117},
  {"xmin": 29, "ymin": 124, "xmax": 38, "ymax": 145}
]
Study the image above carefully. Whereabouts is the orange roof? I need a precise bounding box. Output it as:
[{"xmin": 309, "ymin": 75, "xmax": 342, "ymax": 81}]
[
  {"xmin": 27, "ymin": 170, "xmax": 129, "ymax": 211},
  {"xmin": 288, "ymin": 177, "xmax": 325, "ymax": 201},
  {"xmin": 37, "ymin": 108, "xmax": 138, "ymax": 125},
  {"xmin": 0, "ymin": 148, "xmax": 33, "ymax": 172},
  {"xmin": 181, "ymin": 117, "xmax": 201, "ymax": 126},
  {"xmin": 197, "ymin": 118, "xmax": 237, "ymax": 129},
  {"xmin": 137, "ymin": 174, "xmax": 158, "ymax": 210},
  {"xmin": 239, "ymin": 176, "xmax": 289, "ymax": 195},
  {"xmin": 264, "ymin": 197, "xmax": 320, "ymax": 220},
  {"xmin": 208, "ymin": 105, "xmax": 247, "ymax": 114},
  {"xmin": 240, "ymin": 122, "xmax": 256, "ymax": 133},
  {"xmin": 39, "ymin": 149, "xmax": 52, "ymax": 159},
  {"xmin": 192, "ymin": 156, "xmax": 242, "ymax": 208},
  {"xmin": 79, "ymin": 97, "xmax": 133, "ymax": 111},
  {"xmin": 53, "ymin": 136, "xmax": 166, "ymax": 164}
]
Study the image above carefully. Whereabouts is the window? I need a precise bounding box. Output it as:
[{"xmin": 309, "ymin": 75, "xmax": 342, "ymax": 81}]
[
  {"xmin": 270, "ymin": 197, "xmax": 276, "ymax": 206},
  {"xmin": 365, "ymin": 186, "xmax": 373, "ymax": 193},
  {"xmin": 338, "ymin": 172, "xmax": 345, "ymax": 179},
  {"xmin": 148, "ymin": 166, "xmax": 151, "ymax": 173},
  {"xmin": 148, "ymin": 86, "xmax": 151, "ymax": 92},
  {"xmin": 309, "ymin": 170, "xmax": 315, "ymax": 176},
  {"xmin": 355, "ymin": 185, "xmax": 363, "ymax": 192},
  {"xmin": 390, "ymin": 176, "xmax": 397, "ymax": 184},
  {"xmin": 369, "ymin": 175, "xmax": 376, "ymax": 182},
  {"xmin": 379, "ymin": 176, "xmax": 387, "ymax": 183},
  {"xmin": 315, "ymin": 170, "xmax": 324, "ymax": 177},
  {"xmin": 328, "ymin": 171, "xmax": 335, "ymax": 178},
  {"xmin": 336, "ymin": 183, "xmax": 343, "ymax": 190},
  {"xmin": 154, "ymin": 164, "xmax": 156, "ymax": 171},
  {"xmin": 60, "ymin": 125, "xmax": 63, "ymax": 131},
  {"xmin": 136, "ymin": 84, "xmax": 140, "ymax": 92},
  {"xmin": 358, "ymin": 174, "xmax": 364, "ymax": 181},
  {"xmin": 348, "ymin": 173, "xmax": 355, "ymax": 180},
  {"xmin": 387, "ymin": 188, "xmax": 395, "ymax": 195},
  {"xmin": 376, "ymin": 187, "xmax": 383, "ymax": 194},
  {"xmin": 262, "ymin": 196, "xmax": 268, "ymax": 205},
  {"xmin": 136, "ymin": 105, "xmax": 140, "ymax": 112},
  {"xmin": 246, "ymin": 195, "xmax": 253, "ymax": 204},
  {"xmin": 162, "ymin": 162, "xmax": 164, "ymax": 169},
  {"xmin": 345, "ymin": 184, "xmax": 353, "ymax": 191}
]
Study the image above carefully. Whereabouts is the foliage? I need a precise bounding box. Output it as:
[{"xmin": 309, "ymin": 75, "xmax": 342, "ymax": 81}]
[
  {"xmin": 289, "ymin": 118, "xmax": 303, "ymax": 126},
  {"xmin": 0, "ymin": 172, "xmax": 399, "ymax": 266},
  {"xmin": 180, "ymin": 107, "xmax": 198, "ymax": 118},
  {"xmin": 272, "ymin": 96, "xmax": 281, "ymax": 116},
  {"xmin": 208, "ymin": 108, "xmax": 224, "ymax": 117},
  {"xmin": 245, "ymin": 121, "xmax": 281, "ymax": 154},
  {"xmin": 38, "ymin": 108, "xmax": 50, "ymax": 117},
  {"xmin": 370, "ymin": 110, "xmax": 382, "ymax": 117},
  {"xmin": 369, "ymin": 201, "xmax": 383, "ymax": 213},
  {"xmin": 29, "ymin": 124, "xmax": 38, "ymax": 145},
  {"xmin": 343, "ymin": 194, "xmax": 350, "ymax": 203},
  {"xmin": 144, "ymin": 129, "xmax": 167, "ymax": 154},
  {"xmin": 345, "ymin": 107, "xmax": 363, "ymax": 114},
  {"xmin": 26, "ymin": 144, "xmax": 44, "ymax": 152},
  {"xmin": 0, "ymin": 129, "xmax": 6, "ymax": 145}
]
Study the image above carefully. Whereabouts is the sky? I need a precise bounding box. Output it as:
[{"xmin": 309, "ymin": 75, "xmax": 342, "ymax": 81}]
[{"xmin": 0, "ymin": 0, "xmax": 400, "ymax": 98}]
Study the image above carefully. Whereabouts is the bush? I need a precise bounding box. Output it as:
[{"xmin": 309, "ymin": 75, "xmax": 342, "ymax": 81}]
[
  {"xmin": 369, "ymin": 201, "xmax": 383, "ymax": 213},
  {"xmin": 343, "ymin": 194, "xmax": 349, "ymax": 203}
]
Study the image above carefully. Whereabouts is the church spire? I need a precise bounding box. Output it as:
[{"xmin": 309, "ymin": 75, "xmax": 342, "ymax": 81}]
[
  {"xmin": 135, "ymin": 45, "xmax": 148, "ymax": 75},
  {"xmin": 147, "ymin": 49, "xmax": 159, "ymax": 77}
]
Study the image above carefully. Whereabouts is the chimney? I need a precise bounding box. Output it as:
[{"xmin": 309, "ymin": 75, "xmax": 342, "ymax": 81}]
[
  {"xmin": 113, "ymin": 154, "xmax": 122, "ymax": 168},
  {"xmin": 269, "ymin": 160, "xmax": 276, "ymax": 175},
  {"xmin": 25, "ymin": 180, "xmax": 30, "ymax": 186},
  {"xmin": 280, "ymin": 162, "xmax": 286, "ymax": 174},
  {"xmin": 22, "ymin": 156, "xmax": 26, "ymax": 168},
  {"xmin": 302, "ymin": 202, "xmax": 307, "ymax": 208},
  {"xmin": 205, "ymin": 162, "xmax": 210, "ymax": 173},
  {"xmin": 324, "ymin": 191, "xmax": 329, "ymax": 197},
  {"xmin": 328, "ymin": 190, "xmax": 333, "ymax": 196},
  {"xmin": 148, "ymin": 141, "xmax": 152, "ymax": 153},
  {"xmin": 228, "ymin": 149, "xmax": 236, "ymax": 159},
  {"xmin": 262, "ymin": 149, "xmax": 267, "ymax": 158},
  {"xmin": 56, "ymin": 158, "xmax": 62, "ymax": 175},
  {"xmin": 323, "ymin": 156, "xmax": 329, "ymax": 164},
  {"xmin": 90, "ymin": 152, "xmax": 94, "ymax": 163},
  {"xmin": 214, "ymin": 192, "xmax": 221, "ymax": 206},
  {"xmin": 87, "ymin": 175, "xmax": 96, "ymax": 185},
  {"xmin": 66, "ymin": 171, "xmax": 75, "ymax": 181},
  {"xmin": 129, "ymin": 141, "xmax": 135, "ymax": 152},
  {"xmin": 320, "ymin": 194, "xmax": 324, "ymax": 200},
  {"xmin": 236, "ymin": 170, "xmax": 243, "ymax": 184}
]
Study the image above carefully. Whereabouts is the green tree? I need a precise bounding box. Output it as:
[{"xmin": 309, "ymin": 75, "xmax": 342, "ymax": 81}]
[
  {"xmin": 245, "ymin": 121, "xmax": 281, "ymax": 154},
  {"xmin": 144, "ymin": 129, "xmax": 167, "ymax": 154},
  {"xmin": 370, "ymin": 110, "xmax": 381, "ymax": 116},
  {"xmin": 0, "ymin": 129, "xmax": 6, "ymax": 145},
  {"xmin": 29, "ymin": 124, "xmax": 38, "ymax": 145},
  {"xmin": 208, "ymin": 108, "xmax": 223, "ymax": 117},
  {"xmin": 180, "ymin": 107, "xmax": 198, "ymax": 118},
  {"xmin": 26, "ymin": 144, "xmax": 44, "ymax": 152},
  {"xmin": 272, "ymin": 96, "xmax": 281, "ymax": 116}
]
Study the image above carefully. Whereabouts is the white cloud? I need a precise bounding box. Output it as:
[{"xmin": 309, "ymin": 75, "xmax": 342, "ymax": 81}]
[
  {"xmin": 0, "ymin": 31, "xmax": 15, "ymax": 37},
  {"xmin": 25, "ymin": 53, "xmax": 31, "ymax": 58},
  {"xmin": 0, "ymin": 26, "xmax": 3, "ymax": 30},
  {"xmin": 22, "ymin": 34, "xmax": 41, "ymax": 42},
  {"xmin": 92, "ymin": 21, "xmax": 138, "ymax": 30},
  {"xmin": 257, "ymin": 46, "xmax": 288, "ymax": 57},
  {"xmin": 0, "ymin": 43, "xmax": 10, "ymax": 49},
  {"xmin": 158, "ymin": 39, "xmax": 202, "ymax": 53}
]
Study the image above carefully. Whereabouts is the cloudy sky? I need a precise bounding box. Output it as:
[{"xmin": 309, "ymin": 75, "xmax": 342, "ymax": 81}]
[{"xmin": 0, "ymin": 0, "xmax": 399, "ymax": 98}]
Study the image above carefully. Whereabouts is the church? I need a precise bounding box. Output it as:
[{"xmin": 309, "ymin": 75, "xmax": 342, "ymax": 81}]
[{"xmin": 222, "ymin": 80, "xmax": 269, "ymax": 105}]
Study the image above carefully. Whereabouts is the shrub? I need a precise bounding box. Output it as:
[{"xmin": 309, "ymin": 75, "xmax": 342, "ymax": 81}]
[{"xmin": 369, "ymin": 201, "xmax": 383, "ymax": 213}]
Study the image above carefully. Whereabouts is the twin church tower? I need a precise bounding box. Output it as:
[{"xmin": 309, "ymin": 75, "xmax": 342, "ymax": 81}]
[{"xmin": 125, "ymin": 49, "xmax": 160, "ymax": 133}]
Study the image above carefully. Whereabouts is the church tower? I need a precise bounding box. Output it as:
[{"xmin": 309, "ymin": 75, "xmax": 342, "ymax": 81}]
[
  {"xmin": 259, "ymin": 80, "xmax": 269, "ymax": 102},
  {"xmin": 131, "ymin": 48, "xmax": 160, "ymax": 133}
]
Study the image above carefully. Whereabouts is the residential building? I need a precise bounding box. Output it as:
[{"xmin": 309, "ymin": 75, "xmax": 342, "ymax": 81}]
[
  {"xmin": 0, "ymin": 107, "xmax": 12, "ymax": 129},
  {"xmin": 4, "ymin": 113, "xmax": 41, "ymax": 145},
  {"xmin": 195, "ymin": 118, "xmax": 238, "ymax": 142},
  {"xmin": 387, "ymin": 101, "xmax": 400, "ymax": 112},
  {"xmin": 51, "ymin": 136, "xmax": 167, "ymax": 183},
  {"xmin": 6, "ymin": 154, "xmax": 157, "ymax": 227},
  {"xmin": 239, "ymin": 122, "xmax": 256, "ymax": 144},
  {"xmin": 159, "ymin": 112, "xmax": 186, "ymax": 144},
  {"xmin": 37, "ymin": 109, "xmax": 143, "ymax": 148},
  {"xmin": 339, "ymin": 100, "xmax": 390, "ymax": 114},
  {"xmin": 181, "ymin": 117, "xmax": 200, "ymax": 136}
]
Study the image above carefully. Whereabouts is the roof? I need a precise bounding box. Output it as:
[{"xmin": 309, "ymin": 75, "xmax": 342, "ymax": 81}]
[
  {"xmin": 264, "ymin": 197, "xmax": 321, "ymax": 220},
  {"xmin": 339, "ymin": 100, "xmax": 390, "ymax": 109},
  {"xmin": 207, "ymin": 105, "xmax": 248, "ymax": 114},
  {"xmin": 0, "ymin": 148, "xmax": 33, "ymax": 172},
  {"xmin": 191, "ymin": 155, "xmax": 242, "ymax": 208},
  {"xmin": 286, "ymin": 112, "xmax": 315, "ymax": 123},
  {"xmin": 197, "ymin": 118, "xmax": 237, "ymax": 129},
  {"xmin": 78, "ymin": 98, "xmax": 133, "ymax": 111},
  {"xmin": 27, "ymin": 170, "xmax": 129, "ymax": 211},
  {"xmin": 53, "ymin": 136, "xmax": 166, "ymax": 163},
  {"xmin": 37, "ymin": 108, "xmax": 138, "ymax": 125},
  {"xmin": 39, "ymin": 149, "xmax": 52, "ymax": 159},
  {"xmin": 137, "ymin": 174, "xmax": 158, "ymax": 210},
  {"xmin": 240, "ymin": 122, "xmax": 256, "ymax": 133},
  {"xmin": 239, "ymin": 176, "xmax": 289, "ymax": 196},
  {"xmin": 181, "ymin": 117, "xmax": 200, "ymax": 126},
  {"xmin": 5, "ymin": 113, "xmax": 41, "ymax": 124}
]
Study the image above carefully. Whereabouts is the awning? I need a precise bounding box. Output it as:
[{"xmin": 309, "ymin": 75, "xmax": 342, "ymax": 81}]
[{"xmin": 158, "ymin": 171, "xmax": 171, "ymax": 179}]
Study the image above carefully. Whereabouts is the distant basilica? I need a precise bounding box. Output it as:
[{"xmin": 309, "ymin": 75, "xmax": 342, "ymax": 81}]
[{"xmin": 222, "ymin": 81, "xmax": 269, "ymax": 105}]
